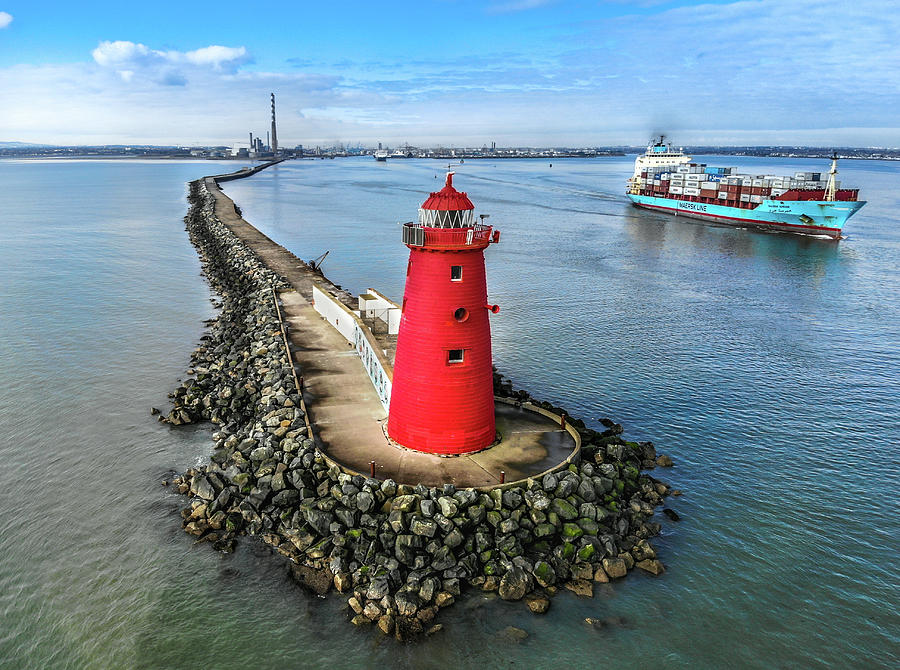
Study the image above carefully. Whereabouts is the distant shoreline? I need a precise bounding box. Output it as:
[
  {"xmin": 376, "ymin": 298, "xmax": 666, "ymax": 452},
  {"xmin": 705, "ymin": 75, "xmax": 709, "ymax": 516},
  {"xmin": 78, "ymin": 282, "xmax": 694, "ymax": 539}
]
[{"xmin": 1, "ymin": 151, "xmax": 898, "ymax": 162}]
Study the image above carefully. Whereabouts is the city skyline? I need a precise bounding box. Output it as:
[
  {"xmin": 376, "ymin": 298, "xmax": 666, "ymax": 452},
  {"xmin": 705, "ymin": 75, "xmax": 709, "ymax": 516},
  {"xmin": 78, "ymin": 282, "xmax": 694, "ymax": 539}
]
[{"xmin": 0, "ymin": 0, "xmax": 897, "ymax": 147}]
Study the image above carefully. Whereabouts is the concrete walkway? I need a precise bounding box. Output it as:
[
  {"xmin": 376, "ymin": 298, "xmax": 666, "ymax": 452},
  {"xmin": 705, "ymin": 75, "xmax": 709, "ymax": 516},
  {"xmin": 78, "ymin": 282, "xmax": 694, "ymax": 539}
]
[{"xmin": 207, "ymin": 175, "xmax": 578, "ymax": 488}]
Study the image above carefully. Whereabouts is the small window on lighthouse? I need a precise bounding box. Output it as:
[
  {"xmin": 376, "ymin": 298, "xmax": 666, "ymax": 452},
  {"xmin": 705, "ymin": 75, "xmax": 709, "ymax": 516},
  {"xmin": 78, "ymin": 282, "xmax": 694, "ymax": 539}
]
[
  {"xmin": 450, "ymin": 265, "xmax": 463, "ymax": 281},
  {"xmin": 448, "ymin": 349, "xmax": 464, "ymax": 364}
]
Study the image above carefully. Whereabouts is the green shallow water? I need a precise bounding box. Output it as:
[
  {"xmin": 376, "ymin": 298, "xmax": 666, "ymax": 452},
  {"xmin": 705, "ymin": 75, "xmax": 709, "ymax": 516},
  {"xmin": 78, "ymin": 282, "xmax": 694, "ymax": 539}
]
[{"xmin": 0, "ymin": 157, "xmax": 897, "ymax": 669}]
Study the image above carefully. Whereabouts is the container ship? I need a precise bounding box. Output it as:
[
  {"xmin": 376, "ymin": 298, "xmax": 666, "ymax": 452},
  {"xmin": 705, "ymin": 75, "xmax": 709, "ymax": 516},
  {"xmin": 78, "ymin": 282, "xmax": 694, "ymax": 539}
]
[{"xmin": 626, "ymin": 137, "xmax": 866, "ymax": 238}]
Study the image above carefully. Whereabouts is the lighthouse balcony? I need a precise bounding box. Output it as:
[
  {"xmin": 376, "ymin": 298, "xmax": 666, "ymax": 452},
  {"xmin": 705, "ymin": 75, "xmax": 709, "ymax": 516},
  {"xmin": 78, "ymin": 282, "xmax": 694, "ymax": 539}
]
[{"xmin": 402, "ymin": 222, "xmax": 494, "ymax": 250}]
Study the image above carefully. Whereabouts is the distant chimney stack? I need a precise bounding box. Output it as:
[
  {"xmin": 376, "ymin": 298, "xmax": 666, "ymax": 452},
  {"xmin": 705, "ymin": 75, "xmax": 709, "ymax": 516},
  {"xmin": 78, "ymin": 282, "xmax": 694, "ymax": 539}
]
[{"xmin": 270, "ymin": 93, "xmax": 278, "ymax": 155}]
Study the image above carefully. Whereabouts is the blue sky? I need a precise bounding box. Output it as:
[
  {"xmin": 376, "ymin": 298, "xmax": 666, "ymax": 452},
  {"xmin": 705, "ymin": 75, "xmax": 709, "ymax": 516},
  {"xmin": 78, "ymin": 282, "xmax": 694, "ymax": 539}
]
[{"xmin": 0, "ymin": 1, "xmax": 897, "ymax": 146}]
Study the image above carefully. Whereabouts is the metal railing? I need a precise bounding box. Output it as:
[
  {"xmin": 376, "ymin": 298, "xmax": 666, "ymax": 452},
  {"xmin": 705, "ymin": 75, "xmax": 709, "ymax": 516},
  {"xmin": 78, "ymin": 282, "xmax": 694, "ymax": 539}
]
[{"xmin": 402, "ymin": 222, "xmax": 493, "ymax": 249}]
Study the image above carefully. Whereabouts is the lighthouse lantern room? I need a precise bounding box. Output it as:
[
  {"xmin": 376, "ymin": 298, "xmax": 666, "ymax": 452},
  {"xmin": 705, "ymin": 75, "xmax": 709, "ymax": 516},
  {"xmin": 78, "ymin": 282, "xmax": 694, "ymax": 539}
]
[{"xmin": 387, "ymin": 173, "xmax": 500, "ymax": 455}]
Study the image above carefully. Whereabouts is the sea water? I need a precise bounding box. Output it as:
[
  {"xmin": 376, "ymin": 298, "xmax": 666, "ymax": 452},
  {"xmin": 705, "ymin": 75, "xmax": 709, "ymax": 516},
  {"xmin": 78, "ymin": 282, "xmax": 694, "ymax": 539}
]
[{"xmin": 1, "ymin": 156, "xmax": 897, "ymax": 669}]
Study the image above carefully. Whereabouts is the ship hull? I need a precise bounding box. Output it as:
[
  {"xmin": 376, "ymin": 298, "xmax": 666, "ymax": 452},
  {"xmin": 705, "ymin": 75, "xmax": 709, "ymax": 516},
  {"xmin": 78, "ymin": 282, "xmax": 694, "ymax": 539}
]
[{"xmin": 628, "ymin": 194, "xmax": 866, "ymax": 239}]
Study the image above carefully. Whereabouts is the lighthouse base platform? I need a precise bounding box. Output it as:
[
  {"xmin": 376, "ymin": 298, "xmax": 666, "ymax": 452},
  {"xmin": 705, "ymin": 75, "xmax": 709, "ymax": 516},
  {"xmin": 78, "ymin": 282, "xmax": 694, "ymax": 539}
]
[
  {"xmin": 333, "ymin": 398, "xmax": 579, "ymax": 489},
  {"xmin": 273, "ymin": 286, "xmax": 579, "ymax": 489}
]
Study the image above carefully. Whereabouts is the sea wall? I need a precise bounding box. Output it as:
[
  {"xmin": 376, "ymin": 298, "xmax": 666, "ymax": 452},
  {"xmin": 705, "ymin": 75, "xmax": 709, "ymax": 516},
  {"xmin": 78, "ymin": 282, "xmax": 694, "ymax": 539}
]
[
  {"xmin": 164, "ymin": 173, "xmax": 676, "ymax": 640},
  {"xmin": 213, "ymin": 158, "xmax": 285, "ymax": 183}
]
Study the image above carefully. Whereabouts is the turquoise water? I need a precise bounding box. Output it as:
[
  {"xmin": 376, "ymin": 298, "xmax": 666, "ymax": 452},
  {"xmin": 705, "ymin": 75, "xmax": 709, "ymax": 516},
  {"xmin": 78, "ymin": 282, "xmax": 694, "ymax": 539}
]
[{"xmin": 0, "ymin": 157, "xmax": 897, "ymax": 669}]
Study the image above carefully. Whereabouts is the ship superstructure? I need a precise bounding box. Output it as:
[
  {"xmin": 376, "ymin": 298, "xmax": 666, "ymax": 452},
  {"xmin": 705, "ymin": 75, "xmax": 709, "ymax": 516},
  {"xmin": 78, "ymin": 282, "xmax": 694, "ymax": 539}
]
[{"xmin": 626, "ymin": 138, "xmax": 866, "ymax": 239}]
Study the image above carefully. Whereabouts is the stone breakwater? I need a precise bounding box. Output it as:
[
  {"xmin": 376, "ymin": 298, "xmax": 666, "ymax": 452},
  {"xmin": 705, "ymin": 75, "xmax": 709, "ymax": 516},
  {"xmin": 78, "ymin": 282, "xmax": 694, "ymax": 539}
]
[{"xmin": 164, "ymin": 176, "xmax": 677, "ymax": 640}]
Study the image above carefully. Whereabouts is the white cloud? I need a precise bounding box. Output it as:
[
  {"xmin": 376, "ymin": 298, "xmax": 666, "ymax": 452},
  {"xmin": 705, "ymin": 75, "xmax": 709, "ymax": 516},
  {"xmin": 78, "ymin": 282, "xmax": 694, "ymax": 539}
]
[
  {"xmin": 182, "ymin": 45, "xmax": 248, "ymax": 69},
  {"xmin": 91, "ymin": 40, "xmax": 249, "ymax": 77},
  {"xmin": 91, "ymin": 41, "xmax": 153, "ymax": 67},
  {"xmin": 0, "ymin": 11, "xmax": 13, "ymax": 28}
]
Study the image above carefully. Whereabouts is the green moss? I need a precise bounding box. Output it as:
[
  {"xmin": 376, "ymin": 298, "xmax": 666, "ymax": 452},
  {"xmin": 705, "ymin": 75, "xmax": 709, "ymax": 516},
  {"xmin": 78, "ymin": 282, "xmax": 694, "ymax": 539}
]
[
  {"xmin": 577, "ymin": 518, "xmax": 599, "ymax": 535},
  {"xmin": 578, "ymin": 544, "xmax": 596, "ymax": 562},
  {"xmin": 562, "ymin": 523, "xmax": 584, "ymax": 540},
  {"xmin": 534, "ymin": 561, "xmax": 554, "ymax": 583},
  {"xmin": 534, "ymin": 523, "xmax": 556, "ymax": 538},
  {"xmin": 550, "ymin": 498, "xmax": 578, "ymax": 520}
]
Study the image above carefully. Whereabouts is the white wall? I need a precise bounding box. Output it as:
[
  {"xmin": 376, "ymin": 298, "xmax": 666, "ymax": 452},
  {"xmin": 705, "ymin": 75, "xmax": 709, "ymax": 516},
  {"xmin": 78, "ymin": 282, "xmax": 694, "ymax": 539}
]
[
  {"xmin": 313, "ymin": 283, "xmax": 392, "ymax": 411},
  {"xmin": 312, "ymin": 285, "xmax": 358, "ymax": 343},
  {"xmin": 354, "ymin": 328, "xmax": 392, "ymax": 411},
  {"xmin": 360, "ymin": 288, "xmax": 401, "ymax": 335}
]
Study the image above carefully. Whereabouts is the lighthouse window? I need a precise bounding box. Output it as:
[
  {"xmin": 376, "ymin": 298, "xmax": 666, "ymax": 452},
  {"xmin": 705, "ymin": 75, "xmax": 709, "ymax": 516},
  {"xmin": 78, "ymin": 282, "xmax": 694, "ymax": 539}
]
[
  {"xmin": 454, "ymin": 307, "xmax": 469, "ymax": 322},
  {"xmin": 450, "ymin": 265, "xmax": 462, "ymax": 281},
  {"xmin": 448, "ymin": 349, "xmax": 464, "ymax": 364}
]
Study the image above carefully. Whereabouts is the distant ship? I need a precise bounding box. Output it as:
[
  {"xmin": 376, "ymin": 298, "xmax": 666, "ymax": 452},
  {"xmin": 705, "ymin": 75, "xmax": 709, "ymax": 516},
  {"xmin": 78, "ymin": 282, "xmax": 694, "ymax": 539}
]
[
  {"xmin": 374, "ymin": 149, "xmax": 389, "ymax": 161},
  {"xmin": 626, "ymin": 137, "xmax": 866, "ymax": 239}
]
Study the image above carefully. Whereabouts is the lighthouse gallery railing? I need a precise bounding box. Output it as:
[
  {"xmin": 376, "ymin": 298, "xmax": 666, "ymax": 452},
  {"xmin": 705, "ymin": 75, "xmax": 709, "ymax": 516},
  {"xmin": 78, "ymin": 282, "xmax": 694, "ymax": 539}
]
[{"xmin": 402, "ymin": 222, "xmax": 493, "ymax": 248}]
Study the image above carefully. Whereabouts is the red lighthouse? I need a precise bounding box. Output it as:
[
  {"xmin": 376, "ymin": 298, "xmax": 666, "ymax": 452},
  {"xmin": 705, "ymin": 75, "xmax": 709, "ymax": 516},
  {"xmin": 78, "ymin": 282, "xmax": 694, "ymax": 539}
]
[{"xmin": 387, "ymin": 173, "xmax": 500, "ymax": 455}]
